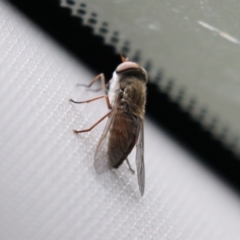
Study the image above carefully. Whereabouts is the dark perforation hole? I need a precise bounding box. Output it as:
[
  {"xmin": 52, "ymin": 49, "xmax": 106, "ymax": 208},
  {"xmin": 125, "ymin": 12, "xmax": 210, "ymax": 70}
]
[
  {"xmin": 176, "ymin": 88, "xmax": 185, "ymax": 102},
  {"xmin": 99, "ymin": 28, "xmax": 108, "ymax": 34},
  {"xmin": 113, "ymin": 31, "xmax": 119, "ymax": 36},
  {"xmin": 220, "ymin": 127, "xmax": 229, "ymax": 139},
  {"xmin": 121, "ymin": 46, "xmax": 130, "ymax": 55},
  {"xmin": 187, "ymin": 98, "xmax": 196, "ymax": 111},
  {"xmin": 209, "ymin": 117, "xmax": 218, "ymax": 130},
  {"xmin": 155, "ymin": 70, "xmax": 164, "ymax": 83},
  {"xmin": 88, "ymin": 18, "xmax": 97, "ymax": 24},
  {"xmin": 132, "ymin": 51, "xmax": 141, "ymax": 63},
  {"xmin": 111, "ymin": 37, "xmax": 119, "ymax": 43},
  {"xmin": 176, "ymin": 94, "xmax": 183, "ymax": 102},
  {"xmin": 179, "ymin": 88, "xmax": 185, "ymax": 95},
  {"xmin": 78, "ymin": 9, "xmax": 86, "ymax": 15},
  {"xmin": 199, "ymin": 108, "xmax": 207, "ymax": 121},
  {"xmin": 102, "ymin": 22, "xmax": 108, "ymax": 27},
  {"xmin": 80, "ymin": 3, "xmax": 86, "ymax": 7},
  {"xmin": 67, "ymin": 0, "xmax": 75, "ymax": 5},
  {"xmin": 144, "ymin": 60, "xmax": 152, "ymax": 72},
  {"xmin": 165, "ymin": 79, "xmax": 174, "ymax": 92},
  {"xmin": 91, "ymin": 12, "xmax": 97, "ymax": 17}
]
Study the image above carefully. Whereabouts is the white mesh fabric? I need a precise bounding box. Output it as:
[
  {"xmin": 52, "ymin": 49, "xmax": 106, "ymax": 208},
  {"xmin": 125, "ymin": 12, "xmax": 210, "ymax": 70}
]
[{"xmin": 1, "ymin": 2, "xmax": 240, "ymax": 240}]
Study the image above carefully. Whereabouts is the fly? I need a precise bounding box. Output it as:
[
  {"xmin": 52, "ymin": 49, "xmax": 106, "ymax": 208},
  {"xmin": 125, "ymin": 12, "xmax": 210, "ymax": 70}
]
[{"xmin": 70, "ymin": 56, "xmax": 148, "ymax": 196}]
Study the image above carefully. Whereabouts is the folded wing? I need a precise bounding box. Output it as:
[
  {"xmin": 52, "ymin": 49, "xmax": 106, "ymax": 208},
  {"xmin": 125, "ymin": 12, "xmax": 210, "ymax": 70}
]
[{"xmin": 94, "ymin": 103, "xmax": 140, "ymax": 174}]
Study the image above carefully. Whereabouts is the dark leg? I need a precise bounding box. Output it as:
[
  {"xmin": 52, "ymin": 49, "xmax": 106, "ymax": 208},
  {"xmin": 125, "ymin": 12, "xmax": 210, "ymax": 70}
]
[
  {"xmin": 76, "ymin": 73, "xmax": 106, "ymax": 92},
  {"xmin": 73, "ymin": 110, "xmax": 112, "ymax": 133},
  {"xmin": 126, "ymin": 158, "xmax": 135, "ymax": 174},
  {"xmin": 69, "ymin": 95, "xmax": 111, "ymax": 109}
]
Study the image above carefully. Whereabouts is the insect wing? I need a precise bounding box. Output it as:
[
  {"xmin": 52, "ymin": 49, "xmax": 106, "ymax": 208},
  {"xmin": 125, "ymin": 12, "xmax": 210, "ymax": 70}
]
[
  {"xmin": 94, "ymin": 104, "xmax": 118, "ymax": 173},
  {"xmin": 136, "ymin": 120, "xmax": 145, "ymax": 196},
  {"xmin": 94, "ymin": 101, "xmax": 140, "ymax": 174},
  {"xmin": 107, "ymin": 110, "xmax": 140, "ymax": 168}
]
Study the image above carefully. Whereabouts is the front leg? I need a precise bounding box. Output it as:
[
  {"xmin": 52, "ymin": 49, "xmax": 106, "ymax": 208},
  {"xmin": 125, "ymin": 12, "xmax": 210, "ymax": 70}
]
[
  {"xmin": 77, "ymin": 73, "xmax": 107, "ymax": 92},
  {"xmin": 69, "ymin": 95, "xmax": 111, "ymax": 110}
]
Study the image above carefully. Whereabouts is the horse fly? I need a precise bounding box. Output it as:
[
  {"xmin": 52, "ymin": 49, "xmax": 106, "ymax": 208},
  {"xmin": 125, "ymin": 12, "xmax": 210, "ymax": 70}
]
[{"xmin": 70, "ymin": 56, "xmax": 147, "ymax": 196}]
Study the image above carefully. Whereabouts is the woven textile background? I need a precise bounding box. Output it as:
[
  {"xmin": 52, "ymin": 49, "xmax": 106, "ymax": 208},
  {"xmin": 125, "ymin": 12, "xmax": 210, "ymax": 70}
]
[{"xmin": 1, "ymin": 2, "xmax": 240, "ymax": 239}]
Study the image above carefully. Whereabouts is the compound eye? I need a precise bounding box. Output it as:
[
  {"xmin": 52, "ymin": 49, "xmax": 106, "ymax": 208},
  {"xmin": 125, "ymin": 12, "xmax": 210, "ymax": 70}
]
[{"xmin": 116, "ymin": 62, "xmax": 139, "ymax": 73}]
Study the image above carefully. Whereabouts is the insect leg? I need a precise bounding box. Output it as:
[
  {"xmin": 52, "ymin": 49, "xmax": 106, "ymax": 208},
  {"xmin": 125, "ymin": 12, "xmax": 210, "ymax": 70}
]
[
  {"xmin": 126, "ymin": 158, "xmax": 135, "ymax": 174},
  {"xmin": 77, "ymin": 73, "xmax": 106, "ymax": 92},
  {"xmin": 69, "ymin": 95, "xmax": 111, "ymax": 109},
  {"xmin": 73, "ymin": 110, "xmax": 112, "ymax": 133}
]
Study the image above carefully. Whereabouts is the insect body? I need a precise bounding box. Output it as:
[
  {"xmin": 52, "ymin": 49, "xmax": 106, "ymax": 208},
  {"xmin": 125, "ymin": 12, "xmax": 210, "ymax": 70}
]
[{"xmin": 70, "ymin": 56, "xmax": 147, "ymax": 196}]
